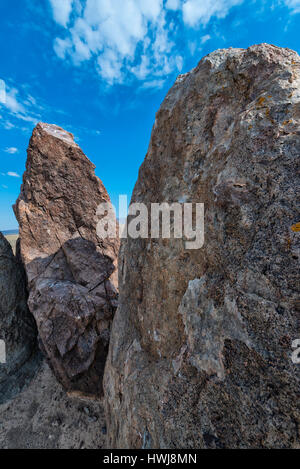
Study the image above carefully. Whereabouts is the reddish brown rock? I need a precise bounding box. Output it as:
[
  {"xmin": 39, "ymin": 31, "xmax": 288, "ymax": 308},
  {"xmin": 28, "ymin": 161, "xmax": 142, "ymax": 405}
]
[
  {"xmin": 104, "ymin": 44, "xmax": 300, "ymax": 448},
  {"xmin": 14, "ymin": 123, "xmax": 119, "ymax": 398}
]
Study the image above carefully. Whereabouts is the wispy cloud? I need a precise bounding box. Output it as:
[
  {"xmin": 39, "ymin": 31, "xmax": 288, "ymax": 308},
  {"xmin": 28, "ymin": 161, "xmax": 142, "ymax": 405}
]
[
  {"xmin": 142, "ymin": 79, "xmax": 166, "ymax": 89},
  {"xmin": 0, "ymin": 80, "xmax": 5, "ymax": 104},
  {"xmin": 200, "ymin": 34, "xmax": 211, "ymax": 44},
  {"xmin": 49, "ymin": 0, "xmax": 244, "ymax": 87},
  {"xmin": 182, "ymin": 0, "xmax": 243, "ymax": 27},
  {"xmin": 6, "ymin": 172, "xmax": 21, "ymax": 178},
  {"xmin": 1, "ymin": 120, "xmax": 15, "ymax": 130},
  {"xmin": 166, "ymin": 0, "xmax": 181, "ymax": 10},
  {"xmin": 49, "ymin": 0, "xmax": 74, "ymax": 27},
  {"xmin": 0, "ymin": 81, "xmax": 41, "ymax": 127},
  {"xmin": 284, "ymin": 0, "xmax": 300, "ymax": 13},
  {"xmin": 4, "ymin": 147, "xmax": 19, "ymax": 154}
]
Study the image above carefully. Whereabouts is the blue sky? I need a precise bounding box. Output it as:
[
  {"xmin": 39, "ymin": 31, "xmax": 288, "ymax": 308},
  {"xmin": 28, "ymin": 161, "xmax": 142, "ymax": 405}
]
[{"xmin": 0, "ymin": 0, "xmax": 300, "ymax": 230}]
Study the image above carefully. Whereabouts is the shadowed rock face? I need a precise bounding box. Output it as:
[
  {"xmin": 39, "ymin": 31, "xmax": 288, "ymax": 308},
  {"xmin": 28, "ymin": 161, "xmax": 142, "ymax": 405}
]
[
  {"xmin": 104, "ymin": 44, "xmax": 300, "ymax": 448},
  {"xmin": 0, "ymin": 233, "xmax": 40, "ymax": 404},
  {"xmin": 14, "ymin": 123, "xmax": 119, "ymax": 398}
]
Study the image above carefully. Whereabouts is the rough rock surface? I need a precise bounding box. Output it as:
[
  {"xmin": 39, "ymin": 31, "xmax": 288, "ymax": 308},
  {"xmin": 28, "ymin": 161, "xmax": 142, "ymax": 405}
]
[
  {"xmin": 104, "ymin": 44, "xmax": 300, "ymax": 448},
  {"xmin": 0, "ymin": 360, "xmax": 106, "ymax": 449},
  {"xmin": 14, "ymin": 123, "xmax": 119, "ymax": 398},
  {"xmin": 0, "ymin": 233, "xmax": 40, "ymax": 404}
]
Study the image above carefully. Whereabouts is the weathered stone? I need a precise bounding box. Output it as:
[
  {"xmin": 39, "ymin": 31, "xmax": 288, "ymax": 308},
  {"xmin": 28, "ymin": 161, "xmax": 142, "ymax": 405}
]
[
  {"xmin": 14, "ymin": 123, "xmax": 119, "ymax": 398},
  {"xmin": 104, "ymin": 44, "xmax": 300, "ymax": 448},
  {"xmin": 0, "ymin": 233, "xmax": 40, "ymax": 404},
  {"xmin": 0, "ymin": 361, "xmax": 107, "ymax": 449}
]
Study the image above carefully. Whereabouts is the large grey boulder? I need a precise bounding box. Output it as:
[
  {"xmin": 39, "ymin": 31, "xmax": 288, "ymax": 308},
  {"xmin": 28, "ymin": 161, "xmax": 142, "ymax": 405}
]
[
  {"xmin": 0, "ymin": 233, "xmax": 40, "ymax": 404},
  {"xmin": 104, "ymin": 44, "xmax": 300, "ymax": 448}
]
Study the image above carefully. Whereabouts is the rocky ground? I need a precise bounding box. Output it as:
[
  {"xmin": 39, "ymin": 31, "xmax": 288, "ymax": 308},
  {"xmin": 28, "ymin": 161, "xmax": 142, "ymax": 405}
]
[{"xmin": 0, "ymin": 359, "xmax": 106, "ymax": 449}]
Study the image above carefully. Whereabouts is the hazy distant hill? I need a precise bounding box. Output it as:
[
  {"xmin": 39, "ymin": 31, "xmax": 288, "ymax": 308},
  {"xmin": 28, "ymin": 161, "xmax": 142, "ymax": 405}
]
[{"xmin": 3, "ymin": 233, "xmax": 18, "ymax": 253}]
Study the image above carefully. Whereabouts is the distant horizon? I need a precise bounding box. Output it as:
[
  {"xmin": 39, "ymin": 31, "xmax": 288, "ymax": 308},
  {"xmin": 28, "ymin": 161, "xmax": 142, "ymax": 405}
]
[{"xmin": 2, "ymin": 229, "xmax": 18, "ymax": 235}]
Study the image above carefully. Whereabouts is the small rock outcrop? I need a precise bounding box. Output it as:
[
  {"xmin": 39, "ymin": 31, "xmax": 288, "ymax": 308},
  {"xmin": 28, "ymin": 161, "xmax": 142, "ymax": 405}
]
[
  {"xmin": 0, "ymin": 233, "xmax": 40, "ymax": 404},
  {"xmin": 104, "ymin": 44, "xmax": 300, "ymax": 448},
  {"xmin": 14, "ymin": 123, "xmax": 119, "ymax": 398}
]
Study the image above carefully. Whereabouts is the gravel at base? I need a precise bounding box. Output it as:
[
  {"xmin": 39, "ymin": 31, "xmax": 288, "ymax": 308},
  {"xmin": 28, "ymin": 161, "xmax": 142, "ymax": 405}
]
[{"xmin": 0, "ymin": 360, "xmax": 106, "ymax": 449}]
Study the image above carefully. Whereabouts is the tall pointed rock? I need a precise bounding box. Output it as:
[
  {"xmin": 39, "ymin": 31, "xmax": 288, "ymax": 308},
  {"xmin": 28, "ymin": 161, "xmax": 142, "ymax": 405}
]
[{"xmin": 14, "ymin": 123, "xmax": 119, "ymax": 398}]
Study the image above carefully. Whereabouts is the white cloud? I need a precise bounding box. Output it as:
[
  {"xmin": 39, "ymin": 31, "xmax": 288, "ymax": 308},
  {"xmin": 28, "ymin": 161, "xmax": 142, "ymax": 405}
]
[
  {"xmin": 183, "ymin": 0, "xmax": 243, "ymax": 27},
  {"xmin": 49, "ymin": 0, "xmax": 243, "ymax": 86},
  {"xmin": 0, "ymin": 84, "xmax": 42, "ymax": 130},
  {"xmin": 97, "ymin": 50, "xmax": 123, "ymax": 83},
  {"xmin": 4, "ymin": 88, "xmax": 26, "ymax": 114},
  {"xmin": 3, "ymin": 121, "xmax": 15, "ymax": 130},
  {"xmin": 142, "ymin": 79, "xmax": 166, "ymax": 89},
  {"xmin": 166, "ymin": 0, "xmax": 181, "ymax": 10},
  {"xmin": 4, "ymin": 147, "xmax": 18, "ymax": 154},
  {"xmin": 0, "ymin": 80, "xmax": 5, "ymax": 104},
  {"xmin": 49, "ymin": 0, "xmax": 74, "ymax": 27},
  {"xmin": 7, "ymin": 172, "xmax": 21, "ymax": 178},
  {"xmin": 131, "ymin": 55, "xmax": 151, "ymax": 80},
  {"xmin": 51, "ymin": 0, "xmax": 177, "ymax": 85},
  {"xmin": 0, "ymin": 86, "xmax": 39, "ymax": 125},
  {"xmin": 200, "ymin": 34, "xmax": 211, "ymax": 44},
  {"xmin": 284, "ymin": 0, "xmax": 300, "ymax": 13},
  {"xmin": 54, "ymin": 37, "xmax": 73, "ymax": 59}
]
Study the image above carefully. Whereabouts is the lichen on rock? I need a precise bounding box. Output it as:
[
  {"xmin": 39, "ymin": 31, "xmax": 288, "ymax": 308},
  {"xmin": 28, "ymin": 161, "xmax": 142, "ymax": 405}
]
[{"xmin": 104, "ymin": 44, "xmax": 300, "ymax": 449}]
